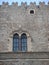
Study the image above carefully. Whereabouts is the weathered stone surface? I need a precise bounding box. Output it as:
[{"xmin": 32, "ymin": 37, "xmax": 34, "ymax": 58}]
[
  {"xmin": 0, "ymin": 2, "xmax": 49, "ymax": 65},
  {"xmin": 0, "ymin": 3, "xmax": 49, "ymax": 52},
  {"xmin": 0, "ymin": 52, "xmax": 49, "ymax": 59},
  {"xmin": 0, "ymin": 52, "xmax": 49, "ymax": 65}
]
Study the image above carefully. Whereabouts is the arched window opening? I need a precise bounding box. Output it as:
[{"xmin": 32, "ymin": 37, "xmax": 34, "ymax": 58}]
[
  {"xmin": 13, "ymin": 33, "xmax": 19, "ymax": 52},
  {"xmin": 13, "ymin": 33, "xmax": 27, "ymax": 52},
  {"xmin": 30, "ymin": 10, "xmax": 34, "ymax": 14},
  {"xmin": 21, "ymin": 33, "xmax": 27, "ymax": 51}
]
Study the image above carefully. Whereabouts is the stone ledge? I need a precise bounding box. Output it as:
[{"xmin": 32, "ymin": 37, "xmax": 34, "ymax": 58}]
[{"xmin": 0, "ymin": 52, "xmax": 49, "ymax": 60}]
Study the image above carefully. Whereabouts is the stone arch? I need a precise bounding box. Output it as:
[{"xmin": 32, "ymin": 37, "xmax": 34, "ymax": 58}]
[
  {"xmin": 8, "ymin": 28, "xmax": 32, "ymax": 52},
  {"xmin": 21, "ymin": 33, "xmax": 27, "ymax": 51},
  {"xmin": 13, "ymin": 33, "xmax": 19, "ymax": 52}
]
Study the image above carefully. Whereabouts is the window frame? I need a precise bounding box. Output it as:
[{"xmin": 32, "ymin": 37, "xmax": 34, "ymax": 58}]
[{"xmin": 13, "ymin": 33, "xmax": 27, "ymax": 52}]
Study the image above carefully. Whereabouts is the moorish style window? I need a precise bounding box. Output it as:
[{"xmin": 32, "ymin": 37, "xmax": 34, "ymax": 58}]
[
  {"xmin": 21, "ymin": 33, "xmax": 27, "ymax": 51},
  {"xmin": 13, "ymin": 33, "xmax": 27, "ymax": 52},
  {"xmin": 13, "ymin": 33, "xmax": 19, "ymax": 52}
]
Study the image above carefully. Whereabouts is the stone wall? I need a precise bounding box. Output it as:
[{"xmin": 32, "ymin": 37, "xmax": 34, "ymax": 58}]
[
  {"xmin": 0, "ymin": 52, "xmax": 49, "ymax": 65},
  {"xmin": 0, "ymin": 2, "xmax": 49, "ymax": 52}
]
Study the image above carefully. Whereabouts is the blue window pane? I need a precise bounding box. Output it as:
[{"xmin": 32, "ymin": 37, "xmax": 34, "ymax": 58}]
[
  {"xmin": 14, "ymin": 39, "xmax": 19, "ymax": 42},
  {"xmin": 22, "ymin": 43, "xmax": 27, "ymax": 46},
  {"xmin": 13, "ymin": 33, "xmax": 19, "ymax": 51},
  {"xmin": 13, "ymin": 39, "xmax": 19, "ymax": 46},
  {"xmin": 22, "ymin": 46, "xmax": 27, "ymax": 51},
  {"xmin": 13, "ymin": 33, "xmax": 27, "ymax": 52},
  {"xmin": 21, "ymin": 33, "xmax": 27, "ymax": 52},
  {"xmin": 22, "ymin": 39, "xmax": 27, "ymax": 43},
  {"xmin": 14, "ymin": 46, "xmax": 19, "ymax": 51}
]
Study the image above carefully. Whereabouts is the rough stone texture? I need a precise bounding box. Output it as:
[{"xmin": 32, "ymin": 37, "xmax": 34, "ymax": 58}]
[
  {"xmin": 0, "ymin": 52, "xmax": 49, "ymax": 65},
  {"xmin": 0, "ymin": 2, "xmax": 49, "ymax": 52},
  {"xmin": 0, "ymin": 2, "xmax": 49, "ymax": 65}
]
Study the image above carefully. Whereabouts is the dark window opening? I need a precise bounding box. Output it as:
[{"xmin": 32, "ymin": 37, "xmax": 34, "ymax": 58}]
[
  {"xmin": 13, "ymin": 33, "xmax": 19, "ymax": 52},
  {"xmin": 13, "ymin": 33, "xmax": 27, "ymax": 52},
  {"xmin": 21, "ymin": 33, "xmax": 27, "ymax": 51},
  {"xmin": 30, "ymin": 10, "xmax": 34, "ymax": 14}
]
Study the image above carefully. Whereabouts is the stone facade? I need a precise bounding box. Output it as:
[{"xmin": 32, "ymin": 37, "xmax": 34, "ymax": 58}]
[
  {"xmin": 0, "ymin": 52, "xmax": 49, "ymax": 65},
  {"xmin": 0, "ymin": 2, "xmax": 49, "ymax": 65}
]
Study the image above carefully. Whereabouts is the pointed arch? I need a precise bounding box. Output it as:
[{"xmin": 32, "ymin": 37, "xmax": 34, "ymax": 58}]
[
  {"xmin": 13, "ymin": 33, "xmax": 19, "ymax": 52},
  {"xmin": 21, "ymin": 33, "xmax": 27, "ymax": 51}
]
